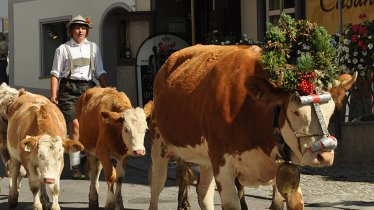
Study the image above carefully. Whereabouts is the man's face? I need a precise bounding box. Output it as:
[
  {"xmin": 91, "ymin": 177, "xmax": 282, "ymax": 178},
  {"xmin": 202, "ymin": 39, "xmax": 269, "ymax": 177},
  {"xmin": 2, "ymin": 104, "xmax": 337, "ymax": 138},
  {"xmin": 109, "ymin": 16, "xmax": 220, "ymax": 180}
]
[{"xmin": 71, "ymin": 24, "xmax": 88, "ymax": 44}]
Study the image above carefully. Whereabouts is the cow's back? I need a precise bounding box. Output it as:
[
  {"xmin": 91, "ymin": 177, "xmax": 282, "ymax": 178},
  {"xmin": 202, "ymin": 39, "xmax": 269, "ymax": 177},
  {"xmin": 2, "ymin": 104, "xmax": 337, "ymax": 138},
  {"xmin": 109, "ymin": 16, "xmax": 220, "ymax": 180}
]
[
  {"xmin": 153, "ymin": 44, "xmax": 274, "ymax": 155},
  {"xmin": 7, "ymin": 92, "xmax": 67, "ymax": 148},
  {"xmin": 77, "ymin": 87, "xmax": 132, "ymax": 150}
]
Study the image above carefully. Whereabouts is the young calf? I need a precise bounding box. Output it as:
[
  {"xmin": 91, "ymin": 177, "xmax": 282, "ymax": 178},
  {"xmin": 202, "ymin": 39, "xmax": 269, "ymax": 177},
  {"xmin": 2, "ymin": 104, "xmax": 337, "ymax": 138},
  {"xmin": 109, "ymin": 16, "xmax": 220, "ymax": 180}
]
[
  {"xmin": 7, "ymin": 90, "xmax": 84, "ymax": 210},
  {"xmin": 76, "ymin": 87, "xmax": 153, "ymax": 210}
]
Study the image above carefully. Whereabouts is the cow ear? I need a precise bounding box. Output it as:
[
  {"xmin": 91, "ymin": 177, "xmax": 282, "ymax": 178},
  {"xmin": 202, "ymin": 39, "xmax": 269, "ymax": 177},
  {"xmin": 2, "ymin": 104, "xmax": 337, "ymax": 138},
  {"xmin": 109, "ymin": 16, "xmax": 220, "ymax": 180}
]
[
  {"xmin": 245, "ymin": 77, "xmax": 287, "ymax": 107},
  {"xmin": 329, "ymin": 72, "xmax": 358, "ymax": 109},
  {"xmin": 101, "ymin": 111, "xmax": 123, "ymax": 125},
  {"xmin": 62, "ymin": 139, "xmax": 84, "ymax": 153},
  {"xmin": 19, "ymin": 136, "xmax": 38, "ymax": 152},
  {"xmin": 143, "ymin": 100, "xmax": 154, "ymax": 118}
]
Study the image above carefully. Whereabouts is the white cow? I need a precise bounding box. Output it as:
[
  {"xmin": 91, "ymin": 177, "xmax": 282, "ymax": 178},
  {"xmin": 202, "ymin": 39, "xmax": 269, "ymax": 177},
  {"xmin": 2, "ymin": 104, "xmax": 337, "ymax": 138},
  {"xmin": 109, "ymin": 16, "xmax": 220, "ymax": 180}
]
[
  {"xmin": 0, "ymin": 83, "xmax": 19, "ymax": 174},
  {"xmin": 7, "ymin": 90, "xmax": 84, "ymax": 210}
]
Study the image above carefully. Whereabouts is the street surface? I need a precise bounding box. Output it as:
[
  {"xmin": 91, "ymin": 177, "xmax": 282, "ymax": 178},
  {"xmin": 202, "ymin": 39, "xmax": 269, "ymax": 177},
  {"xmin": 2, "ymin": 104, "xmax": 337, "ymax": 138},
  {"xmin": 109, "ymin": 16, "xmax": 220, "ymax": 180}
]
[{"xmin": 0, "ymin": 140, "xmax": 373, "ymax": 210}]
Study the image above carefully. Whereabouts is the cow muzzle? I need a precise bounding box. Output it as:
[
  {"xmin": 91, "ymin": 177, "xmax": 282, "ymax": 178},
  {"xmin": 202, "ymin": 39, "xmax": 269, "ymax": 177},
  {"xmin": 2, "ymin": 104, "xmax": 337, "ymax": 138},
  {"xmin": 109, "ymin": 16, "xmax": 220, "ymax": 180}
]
[
  {"xmin": 43, "ymin": 177, "xmax": 56, "ymax": 184},
  {"xmin": 313, "ymin": 150, "xmax": 335, "ymax": 166},
  {"xmin": 132, "ymin": 149, "xmax": 145, "ymax": 156}
]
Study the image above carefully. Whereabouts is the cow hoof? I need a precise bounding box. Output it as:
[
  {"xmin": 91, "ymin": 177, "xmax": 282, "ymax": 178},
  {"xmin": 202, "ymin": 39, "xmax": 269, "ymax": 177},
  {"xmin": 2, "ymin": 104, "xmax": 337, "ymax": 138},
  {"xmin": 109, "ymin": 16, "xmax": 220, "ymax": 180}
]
[
  {"xmin": 177, "ymin": 206, "xmax": 191, "ymax": 210},
  {"xmin": 89, "ymin": 200, "xmax": 99, "ymax": 210},
  {"xmin": 33, "ymin": 203, "xmax": 43, "ymax": 210},
  {"xmin": 51, "ymin": 203, "xmax": 61, "ymax": 210},
  {"xmin": 104, "ymin": 202, "xmax": 115, "ymax": 210},
  {"xmin": 8, "ymin": 196, "xmax": 18, "ymax": 209},
  {"xmin": 269, "ymin": 202, "xmax": 284, "ymax": 210}
]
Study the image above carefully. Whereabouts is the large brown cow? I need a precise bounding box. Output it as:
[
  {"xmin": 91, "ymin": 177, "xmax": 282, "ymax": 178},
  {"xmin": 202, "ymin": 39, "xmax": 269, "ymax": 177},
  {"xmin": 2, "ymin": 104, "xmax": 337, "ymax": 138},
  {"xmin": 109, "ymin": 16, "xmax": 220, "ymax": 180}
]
[
  {"xmin": 7, "ymin": 90, "xmax": 84, "ymax": 210},
  {"xmin": 148, "ymin": 44, "xmax": 356, "ymax": 210},
  {"xmin": 76, "ymin": 87, "xmax": 153, "ymax": 209}
]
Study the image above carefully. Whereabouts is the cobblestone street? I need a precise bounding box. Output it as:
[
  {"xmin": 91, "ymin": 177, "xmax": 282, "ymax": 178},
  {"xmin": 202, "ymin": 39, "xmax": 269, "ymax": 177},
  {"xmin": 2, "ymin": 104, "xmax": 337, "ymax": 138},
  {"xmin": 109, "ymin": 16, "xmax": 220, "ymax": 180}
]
[{"xmin": 2, "ymin": 151, "xmax": 373, "ymax": 210}]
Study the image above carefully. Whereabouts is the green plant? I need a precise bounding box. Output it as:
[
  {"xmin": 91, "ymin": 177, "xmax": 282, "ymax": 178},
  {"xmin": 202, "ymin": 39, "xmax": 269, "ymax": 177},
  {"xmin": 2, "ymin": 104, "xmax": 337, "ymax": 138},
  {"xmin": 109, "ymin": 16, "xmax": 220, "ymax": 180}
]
[{"xmin": 261, "ymin": 13, "xmax": 340, "ymax": 95}]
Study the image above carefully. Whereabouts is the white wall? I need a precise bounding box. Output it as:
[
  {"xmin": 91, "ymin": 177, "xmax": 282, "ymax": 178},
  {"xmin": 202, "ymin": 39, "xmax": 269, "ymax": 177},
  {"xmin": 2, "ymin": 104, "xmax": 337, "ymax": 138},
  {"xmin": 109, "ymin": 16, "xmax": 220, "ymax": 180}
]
[
  {"xmin": 11, "ymin": 0, "xmax": 137, "ymax": 90},
  {"xmin": 0, "ymin": 0, "xmax": 8, "ymax": 17}
]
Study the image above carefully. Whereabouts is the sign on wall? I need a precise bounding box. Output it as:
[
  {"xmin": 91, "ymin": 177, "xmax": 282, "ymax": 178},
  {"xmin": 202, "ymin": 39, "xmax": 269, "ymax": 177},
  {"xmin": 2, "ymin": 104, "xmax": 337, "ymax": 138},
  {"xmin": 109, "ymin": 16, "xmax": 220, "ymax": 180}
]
[
  {"xmin": 136, "ymin": 33, "xmax": 189, "ymax": 106},
  {"xmin": 305, "ymin": 0, "xmax": 374, "ymax": 34}
]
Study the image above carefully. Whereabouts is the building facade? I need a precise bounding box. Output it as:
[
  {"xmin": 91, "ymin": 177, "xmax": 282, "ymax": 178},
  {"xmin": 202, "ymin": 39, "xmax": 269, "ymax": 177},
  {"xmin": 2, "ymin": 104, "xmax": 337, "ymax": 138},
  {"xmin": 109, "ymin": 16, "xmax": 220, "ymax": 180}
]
[{"xmin": 8, "ymin": 0, "xmax": 374, "ymax": 106}]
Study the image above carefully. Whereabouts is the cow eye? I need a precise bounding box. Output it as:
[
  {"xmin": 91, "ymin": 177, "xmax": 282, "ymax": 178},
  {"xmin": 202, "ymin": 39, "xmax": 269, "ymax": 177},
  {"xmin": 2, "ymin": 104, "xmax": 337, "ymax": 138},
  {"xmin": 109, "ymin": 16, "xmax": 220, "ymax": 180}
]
[
  {"xmin": 39, "ymin": 154, "xmax": 45, "ymax": 160},
  {"xmin": 294, "ymin": 111, "xmax": 300, "ymax": 117}
]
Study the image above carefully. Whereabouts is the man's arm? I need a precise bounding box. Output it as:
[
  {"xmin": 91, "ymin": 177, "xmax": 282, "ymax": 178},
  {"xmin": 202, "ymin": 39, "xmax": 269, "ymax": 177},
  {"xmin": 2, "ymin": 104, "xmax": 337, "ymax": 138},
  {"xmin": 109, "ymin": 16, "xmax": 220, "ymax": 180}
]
[
  {"xmin": 50, "ymin": 75, "xmax": 59, "ymax": 104},
  {"xmin": 98, "ymin": 74, "xmax": 108, "ymax": 88}
]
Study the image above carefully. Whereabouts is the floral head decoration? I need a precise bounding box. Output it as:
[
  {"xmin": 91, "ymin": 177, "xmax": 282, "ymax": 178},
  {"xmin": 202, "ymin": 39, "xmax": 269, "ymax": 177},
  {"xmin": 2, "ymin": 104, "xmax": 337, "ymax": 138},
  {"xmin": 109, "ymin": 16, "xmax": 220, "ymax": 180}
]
[
  {"xmin": 261, "ymin": 13, "xmax": 340, "ymax": 95},
  {"xmin": 85, "ymin": 17, "xmax": 92, "ymax": 25}
]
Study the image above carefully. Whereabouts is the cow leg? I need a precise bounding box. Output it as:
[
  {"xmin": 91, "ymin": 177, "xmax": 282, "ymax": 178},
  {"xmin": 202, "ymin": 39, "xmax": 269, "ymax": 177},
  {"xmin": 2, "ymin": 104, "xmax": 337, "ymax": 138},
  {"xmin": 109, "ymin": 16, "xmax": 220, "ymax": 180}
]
[
  {"xmin": 235, "ymin": 177, "xmax": 248, "ymax": 210},
  {"xmin": 283, "ymin": 186, "xmax": 304, "ymax": 210},
  {"xmin": 176, "ymin": 159, "xmax": 193, "ymax": 210},
  {"xmin": 148, "ymin": 134, "xmax": 169, "ymax": 210},
  {"xmin": 99, "ymin": 153, "xmax": 117, "ymax": 210},
  {"xmin": 8, "ymin": 158, "xmax": 22, "ymax": 208},
  {"xmin": 270, "ymin": 185, "xmax": 284, "ymax": 210},
  {"xmin": 215, "ymin": 162, "xmax": 240, "ymax": 210},
  {"xmin": 196, "ymin": 165, "xmax": 215, "ymax": 210},
  {"xmin": 48, "ymin": 182, "xmax": 61, "ymax": 210},
  {"xmin": 87, "ymin": 153, "xmax": 102, "ymax": 210},
  {"xmin": 40, "ymin": 183, "xmax": 52, "ymax": 209},
  {"xmin": 112, "ymin": 157, "xmax": 126, "ymax": 210},
  {"xmin": 28, "ymin": 169, "xmax": 44, "ymax": 210},
  {"xmin": 0, "ymin": 126, "xmax": 10, "ymax": 177}
]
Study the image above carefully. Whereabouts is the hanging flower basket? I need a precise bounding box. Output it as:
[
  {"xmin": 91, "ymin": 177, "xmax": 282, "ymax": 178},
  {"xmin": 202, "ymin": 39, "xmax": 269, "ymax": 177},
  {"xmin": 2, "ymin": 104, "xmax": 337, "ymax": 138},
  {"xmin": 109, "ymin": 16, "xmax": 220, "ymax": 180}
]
[
  {"xmin": 261, "ymin": 13, "xmax": 341, "ymax": 95},
  {"xmin": 336, "ymin": 14, "xmax": 374, "ymax": 76}
]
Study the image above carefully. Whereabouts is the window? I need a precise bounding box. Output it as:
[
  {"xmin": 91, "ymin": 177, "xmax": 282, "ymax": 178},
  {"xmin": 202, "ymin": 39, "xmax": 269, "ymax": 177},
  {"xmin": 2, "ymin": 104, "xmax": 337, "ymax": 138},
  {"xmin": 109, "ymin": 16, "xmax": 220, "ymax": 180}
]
[
  {"xmin": 266, "ymin": 0, "xmax": 295, "ymax": 24},
  {"xmin": 40, "ymin": 16, "xmax": 70, "ymax": 78}
]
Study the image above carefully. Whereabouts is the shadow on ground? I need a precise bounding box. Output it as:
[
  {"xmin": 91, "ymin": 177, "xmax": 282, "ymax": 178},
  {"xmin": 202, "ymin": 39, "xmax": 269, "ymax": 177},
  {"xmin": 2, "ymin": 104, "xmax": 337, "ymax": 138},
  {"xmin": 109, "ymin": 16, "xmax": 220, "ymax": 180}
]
[
  {"xmin": 306, "ymin": 200, "xmax": 374, "ymax": 208},
  {"xmin": 300, "ymin": 163, "xmax": 374, "ymax": 182}
]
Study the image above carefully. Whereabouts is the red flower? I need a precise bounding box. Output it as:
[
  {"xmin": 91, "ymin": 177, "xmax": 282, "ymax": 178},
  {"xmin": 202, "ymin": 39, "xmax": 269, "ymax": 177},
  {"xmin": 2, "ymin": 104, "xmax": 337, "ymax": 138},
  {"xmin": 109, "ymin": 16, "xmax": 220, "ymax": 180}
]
[
  {"xmin": 351, "ymin": 35, "xmax": 358, "ymax": 43},
  {"xmin": 358, "ymin": 40, "xmax": 367, "ymax": 50},
  {"xmin": 359, "ymin": 26, "xmax": 368, "ymax": 37},
  {"xmin": 85, "ymin": 18, "xmax": 91, "ymax": 24},
  {"xmin": 352, "ymin": 24, "xmax": 360, "ymax": 33},
  {"xmin": 359, "ymin": 14, "xmax": 367, "ymax": 19}
]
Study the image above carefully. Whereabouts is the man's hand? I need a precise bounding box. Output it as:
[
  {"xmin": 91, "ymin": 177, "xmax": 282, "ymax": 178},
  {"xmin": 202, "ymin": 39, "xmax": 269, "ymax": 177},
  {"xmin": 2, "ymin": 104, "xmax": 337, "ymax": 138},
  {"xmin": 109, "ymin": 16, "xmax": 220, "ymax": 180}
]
[{"xmin": 50, "ymin": 97, "xmax": 58, "ymax": 104}]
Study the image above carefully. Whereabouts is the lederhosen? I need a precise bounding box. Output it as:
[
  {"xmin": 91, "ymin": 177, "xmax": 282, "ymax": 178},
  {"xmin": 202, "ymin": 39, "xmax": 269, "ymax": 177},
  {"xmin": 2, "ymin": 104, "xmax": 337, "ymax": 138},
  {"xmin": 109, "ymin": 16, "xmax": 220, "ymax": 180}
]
[{"xmin": 58, "ymin": 43, "xmax": 96, "ymax": 121}]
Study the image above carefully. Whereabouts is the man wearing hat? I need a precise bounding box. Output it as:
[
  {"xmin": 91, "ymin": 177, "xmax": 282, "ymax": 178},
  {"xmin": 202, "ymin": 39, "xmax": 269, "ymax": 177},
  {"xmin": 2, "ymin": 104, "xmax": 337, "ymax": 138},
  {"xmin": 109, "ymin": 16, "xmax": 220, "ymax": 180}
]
[{"xmin": 50, "ymin": 15, "xmax": 108, "ymax": 179}]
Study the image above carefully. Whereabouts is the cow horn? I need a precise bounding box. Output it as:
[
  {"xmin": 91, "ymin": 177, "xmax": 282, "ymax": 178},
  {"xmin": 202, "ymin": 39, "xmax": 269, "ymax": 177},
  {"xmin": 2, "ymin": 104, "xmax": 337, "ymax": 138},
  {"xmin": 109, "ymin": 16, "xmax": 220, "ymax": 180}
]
[
  {"xmin": 334, "ymin": 71, "xmax": 358, "ymax": 88},
  {"xmin": 277, "ymin": 71, "xmax": 283, "ymax": 87}
]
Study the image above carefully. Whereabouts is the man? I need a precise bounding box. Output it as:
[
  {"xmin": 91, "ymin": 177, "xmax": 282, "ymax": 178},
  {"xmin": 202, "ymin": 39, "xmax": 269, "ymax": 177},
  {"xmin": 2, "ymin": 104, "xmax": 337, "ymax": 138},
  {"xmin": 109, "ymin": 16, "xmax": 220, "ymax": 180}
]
[
  {"xmin": 50, "ymin": 15, "xmax": 108, "ymax": 179},
  {"xmin": 0, "ymin": 32, "xmax": 8, "ymax": 84}
]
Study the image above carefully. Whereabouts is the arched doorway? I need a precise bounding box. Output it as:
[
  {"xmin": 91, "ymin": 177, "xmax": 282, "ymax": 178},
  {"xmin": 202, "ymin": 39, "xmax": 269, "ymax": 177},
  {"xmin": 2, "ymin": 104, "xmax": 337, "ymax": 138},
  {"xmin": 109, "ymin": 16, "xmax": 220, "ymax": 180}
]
[
  {"xmin": 100, "ymin": 3, "xmax": 133, "ymax": 88},
  {"xmin": 100, "ymin": 3, "xmax": 154, "ymax": 106}
]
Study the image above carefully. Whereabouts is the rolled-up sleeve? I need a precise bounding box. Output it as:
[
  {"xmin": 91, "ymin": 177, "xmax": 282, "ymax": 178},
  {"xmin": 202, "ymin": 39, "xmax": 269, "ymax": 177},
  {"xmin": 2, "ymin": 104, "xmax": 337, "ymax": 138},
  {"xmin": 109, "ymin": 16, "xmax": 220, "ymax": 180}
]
[
  {"xmin": 50, "ymin": 46, "xmax": 65, "ymax": 79},
  {"xmin": 93, "ymin": 43, "xmax": 106, "ymax": 79}
]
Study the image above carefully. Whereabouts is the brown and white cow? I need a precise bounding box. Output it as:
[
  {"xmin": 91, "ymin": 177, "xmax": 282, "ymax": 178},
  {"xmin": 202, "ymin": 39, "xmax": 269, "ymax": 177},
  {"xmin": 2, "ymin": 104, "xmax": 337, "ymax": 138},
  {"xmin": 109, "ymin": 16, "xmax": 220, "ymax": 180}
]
[
  {"xmin": 7, "ymin": 90, "xmax": 84, "ymax": 210},
  {"xmin": 148, "ymin": 44, "xmax": 356, "ymax": 210},
  {"xmin": 76, "ymin": 87, "xmax": 153, "ymax": 209}
]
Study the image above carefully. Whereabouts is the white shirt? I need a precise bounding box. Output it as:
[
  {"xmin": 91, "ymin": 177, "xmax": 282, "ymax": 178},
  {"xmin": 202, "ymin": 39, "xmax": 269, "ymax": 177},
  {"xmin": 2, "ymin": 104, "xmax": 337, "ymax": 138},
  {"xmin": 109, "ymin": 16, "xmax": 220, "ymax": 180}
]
[{"xmin": 50, "ymin": 38, "xmax": 106, "ymax": 80}]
